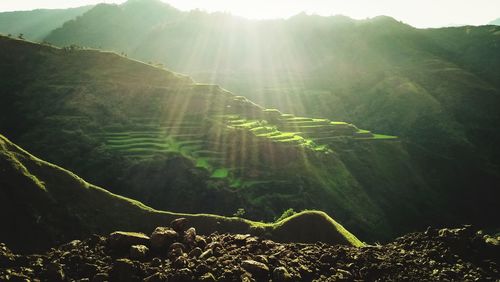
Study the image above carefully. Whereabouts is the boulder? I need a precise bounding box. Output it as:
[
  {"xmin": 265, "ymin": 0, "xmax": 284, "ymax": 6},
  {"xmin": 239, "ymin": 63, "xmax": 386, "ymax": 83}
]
[
  {"xmin": 273, "ymin": 267, "xmax": 292, "ymax": 281},
  {"xmin": 108, "ymin": 231, "xmax": 150, "ymax": 250},
  {"xmin": 171, "ymin": 218, "xmax": 188, "ymax": 233},
  {"xmin": 150, "ymin": 227, "xmax": 178, "ymax": 249},
  {"xmin": 130, "ymin": 245, "xmax": 149, "ymax": 260},
  {"xmin": 241, "ymin": 260, "xmax": 269, "ymax": 278}
]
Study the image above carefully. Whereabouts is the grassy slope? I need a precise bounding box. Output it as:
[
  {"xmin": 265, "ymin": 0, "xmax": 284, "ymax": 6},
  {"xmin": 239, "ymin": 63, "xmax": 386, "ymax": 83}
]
[
  {"xmin": 0, "ymin": 133, "xmax": 362, "ymax": 253},
  {"xmin": 1, "ymin": 35, "xmax": 495, "ymax": 243}
]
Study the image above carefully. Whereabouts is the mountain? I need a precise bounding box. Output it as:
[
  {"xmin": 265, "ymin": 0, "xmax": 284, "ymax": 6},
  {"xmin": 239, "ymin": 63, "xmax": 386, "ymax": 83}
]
[
  {"xmin": 0, "ymin": 132, "xmax": 361, "ymax": 253},
  {"xmin": 0, "ymin": 6, "xmax": 92, "ymax": 40},
  {"xmin": 42, "ymin": 2, "xmax": 500, "ymax": 172},
  {"xmin": 1, "ymin": 35, "xmax": 483, "ymax": 243},
  {"xmin": 489, "ymin": 18, "xmax": 500, "ymax": 25},
  {"xmin": 33, "ymin": 1, "xmax": 500, "ymax": 237}
]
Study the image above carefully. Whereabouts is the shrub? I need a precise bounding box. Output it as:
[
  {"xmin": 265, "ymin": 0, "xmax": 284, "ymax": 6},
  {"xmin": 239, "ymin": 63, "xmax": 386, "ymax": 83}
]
[{"xmin": 275, "ymin": 208, "xmax": 296, "ymax": 222}]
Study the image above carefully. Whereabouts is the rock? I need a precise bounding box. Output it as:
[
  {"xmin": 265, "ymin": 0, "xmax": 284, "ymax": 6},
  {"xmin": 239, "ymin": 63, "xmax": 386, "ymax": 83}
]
[
  {"xmin": 320, "ymin": 253, "xmax": 334, "ymax": 263},
  {"xmin": 199, "ymin": 249, "xmax": 213, "ymax": 260},
  {"xmin": 81, "ymin": 263, "xmax": 99, "ymax": 277},
  {"xmin": 0, "ymin": 243, "xmax": 17, "ymax": 267},
  {"xmin": 91, "ymin": 273, "xmax": 109, "ymax": 282},
  {"xmin": 46, "ymin": 262, "xmax": 65, "ymax": 282},
  {"xmin": 171, "ymin": 218, "xmax": 188, "ymax": 233},
  {"xmin": 189, "ymin": 247, "xmax": 203, "ymax": 258},
  {"xmin": 234, "ymin": 234, "xmax": 251, "ymax": 243},
  {"xmin": 6, "ymin": 272, "xmax": 30, "ymax": 282},
  {"xmin": 151, "ymin": 257, "xmax": 162, "ymax": 267},
  {"xmin": 170, "ymin": 242, "xmax": 186, "ymax": 251},
  {"xmin": 110, "ymin": 258, "xmax": 138, "ymax": 281},
  {"xmin": 195, "ymin": 235, "xmax": 207, "ymax": 249},
  {"xmin": 108, "ymin": 231, "xmax": 150, "ymax": 250},
  {"xmin": 199, "ymin": 272, "xmax": 217, "ymax": 282},
  {"xmin": 273, "ymin": 267, "xmax": 292, "ymax": 281},
  {"xmin": 184, "ymin": 227, "xmax": 197, "ymax": 245},
  {"xmin": 334, "ymin": 269, "xmax": 352, "ymax": 280},
  {"xmin": 143, "ymin": 272, "xmax": 167, "ymax": 282},
  {"xmin": 173, "ymin": 256, "xmax": 188, "ymax": 268},
  {"xmin": 150, "ymin": 227, "xmax": 178, "ymax": 249},
  {"xmin": 130, "ymin": 245, "xmax": 149, "ymax": 260},
  {"xmin": 485, "ymin": 237, "xmax": 499, "ymax": 246},
  {"xmin": 241, "ymin": 260, "xmax": 269, "ymax": 278},
  {"xmin": 59, "ymin": 240, "xmax": 81, "ymax": 251}
]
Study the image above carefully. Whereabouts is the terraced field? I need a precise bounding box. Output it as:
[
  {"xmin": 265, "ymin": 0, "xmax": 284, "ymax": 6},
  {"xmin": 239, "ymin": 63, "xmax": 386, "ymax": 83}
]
[{"xmin": 98, "ymin": 111, "xmax": 397, "ymax": 189}]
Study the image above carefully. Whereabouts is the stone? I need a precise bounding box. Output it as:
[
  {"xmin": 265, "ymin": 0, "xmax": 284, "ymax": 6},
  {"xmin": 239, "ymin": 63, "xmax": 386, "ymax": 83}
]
[
  {"xmin": 173, "ymin": 256, "xmax": 188, "ymax": 268},
  {"xmin": 46, "ymin": 262, "xmax": 65, "ymax": 282},
  {"xmin": 150, "ymin": 227, "xmax": 178, "ymax": 249},
  {"xmin": 171, "ymin": 218, "xmax": 188, "ymax": 233},
  {"xmin": 143, "ymin": 272, "xmax": 167, "ymax": 282},
  {"xmin": 241, "ymin": 260, "xmax": 269, "ymax": 278},
  {"xmin": 199, "ymin": 272, "xmax": 216, "ymax": 282},
  {"xmin": 91, "ymin": 273, "xmax": 109, "ymax": 282},
  {"xmin": 170, "ymin": 242, "xmax": 186, "ymax": 251},
  {"xmin": 189, "ymin": 247, "xmax": 203, "ymax": 258},
  {"xmin": 110, "ymin": 258, "xmax": 137, "ymax": 281},
  {"xmin": 130, "ymin": 245, "xmax": 149, "ymax": 260},
  {"xmin": 108, "ymin": 231, "xmax": 150, "ymax": 250},
  {"xmin": 199, "ymin": 249, "xmax": 213, "ymax": 260},
  {"xmin": 184, "ymin": 227, "xmax": 196, "ymax": 245},
  {"xmin": 195, "ymin": 235, "xmax": 207, "ymax": 249},
  {"xmin": 273, "ymin": 266, "xmax": 292, "ymax": 281}
]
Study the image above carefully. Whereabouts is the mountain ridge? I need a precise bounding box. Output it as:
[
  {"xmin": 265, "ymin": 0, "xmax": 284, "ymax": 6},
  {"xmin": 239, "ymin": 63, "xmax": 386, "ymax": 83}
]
[
  {"xmin": 0, "ymin": 132, "xmax": 362, "ymax": 253},
  {"xmin": 0, "ymin": 35, "xmax": 469, "ymax": 243}
]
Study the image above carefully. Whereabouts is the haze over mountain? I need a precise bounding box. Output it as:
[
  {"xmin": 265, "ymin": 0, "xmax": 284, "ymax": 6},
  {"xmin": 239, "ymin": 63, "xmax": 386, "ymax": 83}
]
[
  {"xmin": 1, "ymin": 1, "xmax": 500, "ymax": 280},
  {"xmin": 40, "ymin": 0, "xmax": 500, "ymax": 208},
  {"xmin": 41, "ymin": 0, "xmax": 500, "ymax": 170},
  {"xmin": 0, "ymin": 6, "xmax": 92, "ymax": 40},
  {"xmin": 490, "ymin": 18, "xmax": 500, "ymax": 25}
]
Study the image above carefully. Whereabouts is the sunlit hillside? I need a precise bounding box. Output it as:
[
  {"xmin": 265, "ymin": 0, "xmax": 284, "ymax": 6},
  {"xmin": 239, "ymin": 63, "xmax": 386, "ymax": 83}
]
[{"xmin": 0, "ymin": 1, "xmax": 499, "ymax": 280}]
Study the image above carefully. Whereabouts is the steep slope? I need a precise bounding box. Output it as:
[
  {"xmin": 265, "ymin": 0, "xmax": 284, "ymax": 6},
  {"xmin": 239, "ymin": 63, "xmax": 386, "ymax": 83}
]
[
  {"xmin": 0, "ymin": 6, "xmax": 92, "ymax": 40},
  {"xmin": 37, "ymin": 3, "xmax": 500, "ymax": 237},
  {"xmin": 0, "ymin": 133, "xmax": 362, "ymax": 253},
  {"xmin": 0, "ymin": 36, "xmax": 464, "ymax": 242},
  {"xmin": 42, "ymin": 2, "xmax": 500, "ymax": 170}
]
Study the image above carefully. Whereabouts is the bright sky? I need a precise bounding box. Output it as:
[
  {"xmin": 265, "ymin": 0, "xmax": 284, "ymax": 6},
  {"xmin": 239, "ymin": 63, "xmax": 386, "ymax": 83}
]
[{"xmin": 0, "ymin": 0, "xmax": 499, "ymax": 28}]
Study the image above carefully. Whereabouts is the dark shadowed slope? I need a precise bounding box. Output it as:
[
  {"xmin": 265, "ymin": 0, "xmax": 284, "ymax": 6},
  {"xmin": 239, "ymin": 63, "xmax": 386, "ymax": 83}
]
[
  {"xmin": 0, "ymin": 35, "xmax": 498, "ymax": 243},
  {"xmin": 0, "ymin": 133, "xmax": 362, "ymax": 253}
]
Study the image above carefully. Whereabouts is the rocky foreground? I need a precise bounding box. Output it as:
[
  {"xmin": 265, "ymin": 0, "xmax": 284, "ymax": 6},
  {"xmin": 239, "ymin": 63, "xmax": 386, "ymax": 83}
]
[{"xmin": 0, "ymin": 219, "xmax": 499, "ymax": 281}]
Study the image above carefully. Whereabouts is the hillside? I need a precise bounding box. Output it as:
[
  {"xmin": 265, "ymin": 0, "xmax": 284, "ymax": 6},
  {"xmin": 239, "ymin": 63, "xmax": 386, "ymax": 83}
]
[
  {"xmin": 0, "ymin": 6, "xmax": 92, "ymax": 40},
  {"xmin": 42, "ymin": 1, "xmax": 500, "ymax": 173},
  {"xmin": 0, "ymin": 132, "xmax": 362, "ymax": 253},
  {"xmin": 0, "ymin": 35, "xmax": 478, "ymax": 243}
]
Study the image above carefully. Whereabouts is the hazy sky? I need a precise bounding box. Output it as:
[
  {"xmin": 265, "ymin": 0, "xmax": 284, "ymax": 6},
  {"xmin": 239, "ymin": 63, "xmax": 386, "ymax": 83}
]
[{"xmin": 1, "ymin": 0, "xmax": 499, "ymax": 28}]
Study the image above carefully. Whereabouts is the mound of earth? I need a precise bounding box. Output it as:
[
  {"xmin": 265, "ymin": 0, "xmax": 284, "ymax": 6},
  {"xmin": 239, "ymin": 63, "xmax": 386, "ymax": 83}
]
[{"xmin": 1, "ymin": 223, "xmax": 498, "ymax": 281}]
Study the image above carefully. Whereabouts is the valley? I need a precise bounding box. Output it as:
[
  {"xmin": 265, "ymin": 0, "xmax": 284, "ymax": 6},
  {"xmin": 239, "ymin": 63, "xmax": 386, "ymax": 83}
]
[{"xmin": 0, "ymin": 1, "xmax": 499, "ymax": 280}]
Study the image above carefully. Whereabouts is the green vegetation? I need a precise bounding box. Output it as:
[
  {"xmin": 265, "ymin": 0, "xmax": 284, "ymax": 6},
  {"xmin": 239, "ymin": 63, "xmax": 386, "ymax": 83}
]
[
  {"xmin": 0, "ymin": 133, "xmax": 362, "ymax": 252},
  {"xmin": 1, "ymin": 34, "xmax": 498, "ymax": 243},
  {"xmin": 275, "ymin": 208, "xmax": 297, "ymax": 222}
]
